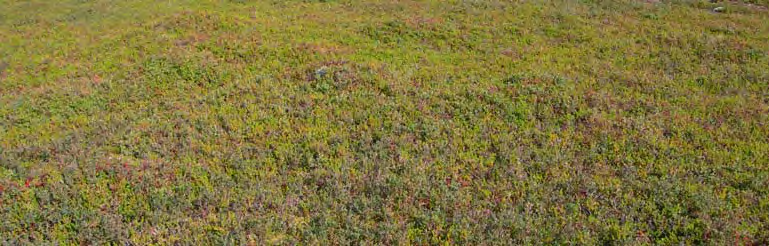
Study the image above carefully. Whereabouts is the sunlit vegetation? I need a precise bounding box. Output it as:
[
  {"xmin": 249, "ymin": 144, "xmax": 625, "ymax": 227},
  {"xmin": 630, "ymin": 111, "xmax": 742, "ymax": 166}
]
[{"xmin": 1, "ymin": 0, "xmax": 768, "ymax": 244}]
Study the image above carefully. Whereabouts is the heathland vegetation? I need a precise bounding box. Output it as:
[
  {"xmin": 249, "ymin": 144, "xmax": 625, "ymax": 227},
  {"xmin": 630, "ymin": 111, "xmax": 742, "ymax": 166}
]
[{"xmin": 1, "ymin": 0, "xmax": 768, "ymax": 244}]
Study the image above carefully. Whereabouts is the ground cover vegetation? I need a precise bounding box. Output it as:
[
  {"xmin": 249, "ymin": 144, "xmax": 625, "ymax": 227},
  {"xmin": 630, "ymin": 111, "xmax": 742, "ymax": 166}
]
[{"xmin": 1, "ymin": 0, "xmax": 768, "ymax": 244}]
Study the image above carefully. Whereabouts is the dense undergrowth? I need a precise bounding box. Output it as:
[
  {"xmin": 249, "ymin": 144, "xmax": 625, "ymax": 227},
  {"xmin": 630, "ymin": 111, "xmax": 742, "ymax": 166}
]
[{"xmin": 1, "ymin": 0, "xmax": 768, "ymax": 244}]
